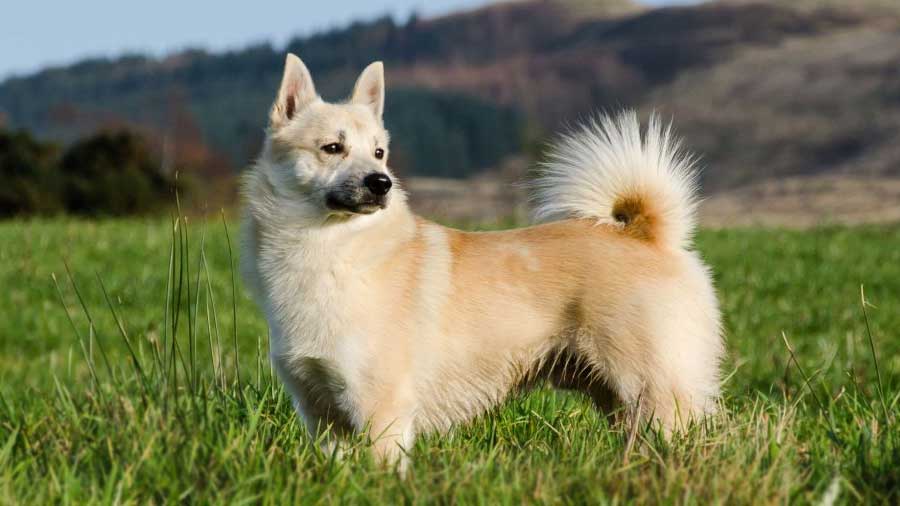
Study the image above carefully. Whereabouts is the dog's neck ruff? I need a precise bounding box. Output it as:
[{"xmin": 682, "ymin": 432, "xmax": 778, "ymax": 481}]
[{"xmin": 245, "ymin": 173, "xmax": 417, "ymax": 360}]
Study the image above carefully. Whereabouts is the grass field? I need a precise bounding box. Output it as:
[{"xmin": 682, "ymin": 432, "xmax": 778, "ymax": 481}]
[{"xmin": 0, "ymin": 218, "xmax": 898, "ymax": 504}]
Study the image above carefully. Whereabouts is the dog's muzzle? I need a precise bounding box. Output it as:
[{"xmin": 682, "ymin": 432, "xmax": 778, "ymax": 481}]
[{"xmin": 325, "ymin": 172, "xmax": 392, "ymax": 215}]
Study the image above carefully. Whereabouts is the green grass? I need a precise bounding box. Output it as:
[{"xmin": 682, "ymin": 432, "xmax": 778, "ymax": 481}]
[{"xmin": 0, "ymin": 218, "xmax": 898, "ymax": 504}]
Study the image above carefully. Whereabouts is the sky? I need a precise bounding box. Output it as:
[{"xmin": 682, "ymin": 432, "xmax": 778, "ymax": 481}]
[{"xmin": 0, "ymin": 0, "xmax": 695, "ymax": 79}]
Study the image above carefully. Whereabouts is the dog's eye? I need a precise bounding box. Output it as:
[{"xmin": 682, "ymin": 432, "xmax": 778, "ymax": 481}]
[
  {"xmin": 321, "ymin": 143, "xmax": 344, "ymax": 155},
  {"xmin": 374, "ymin": 148, "xmax": 385, "ymax": 160}
]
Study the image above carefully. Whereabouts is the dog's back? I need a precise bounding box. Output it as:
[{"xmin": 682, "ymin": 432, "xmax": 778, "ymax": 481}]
[{"xmin": 413, "ymin": 217, "xmax": 722, "ymax": 431}]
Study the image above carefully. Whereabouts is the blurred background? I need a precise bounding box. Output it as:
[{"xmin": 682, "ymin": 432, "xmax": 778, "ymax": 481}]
[{"xmin": 3, "ymin": 0, "xmax": 900, "ymax": 226}]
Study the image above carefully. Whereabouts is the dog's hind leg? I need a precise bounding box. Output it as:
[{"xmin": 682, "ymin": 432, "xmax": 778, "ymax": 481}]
[
  {"xmin": 576, "ymin": 266, "xmax": 722, "ymax": 432},
  {"xmin": 577, "ymin": 324, "xmax": 719, "ymax": 433}
]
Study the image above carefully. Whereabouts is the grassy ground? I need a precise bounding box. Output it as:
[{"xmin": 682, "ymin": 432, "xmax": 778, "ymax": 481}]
[{"xmin": 0, "ymin": 218, "xmax": 898, "ymax": 504}]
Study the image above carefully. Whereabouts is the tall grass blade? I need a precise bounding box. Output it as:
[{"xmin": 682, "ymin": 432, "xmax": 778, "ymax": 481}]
[
  {"xmin": 51, "ymin": 272, "xmax": 102, "ymax": 394},
  {"xmin": 62, "ymin": 260, "xmax": 116, "ymax": 386},
  {"xmin": 222, "ymin": 210, "xmax": 241, "ymax": 392},
  {"xmin": 202, "ymin": 248, "xmax": 226, "ymax": 391},
  {"xmin": 96, "ymin": 273, "xmax": 150, "ymax": 405},
  {"xmin": 781, "ymin": 331, "xmax": 843, "ymax": 447},
  {"xmin": 860, "ymin": 285, "xmax": 890, "ymax": 426},
  {"xmin": 191, "ymin": 224, "xmax": 208, "ymax": 393}
]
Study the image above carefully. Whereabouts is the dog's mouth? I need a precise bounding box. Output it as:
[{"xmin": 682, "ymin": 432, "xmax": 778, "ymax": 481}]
[{"xmin": 325, "ymin": 193, "xmax": 386, "ymax": 215}]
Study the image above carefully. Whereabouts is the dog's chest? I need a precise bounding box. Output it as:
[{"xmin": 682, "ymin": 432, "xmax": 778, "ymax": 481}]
[{"xmin": 259, "ymin": 244, "xmax": 372, "ymax": 361}]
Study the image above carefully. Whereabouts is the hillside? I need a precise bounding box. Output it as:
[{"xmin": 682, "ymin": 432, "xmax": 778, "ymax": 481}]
[{"xmin": 1, "ymin": 0, "xmax": 899, "ymax": 196}]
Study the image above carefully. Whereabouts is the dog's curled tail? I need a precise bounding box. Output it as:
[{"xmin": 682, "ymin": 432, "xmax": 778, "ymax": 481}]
[{"xmin": 530, "ymin": 111, "xmax": 700, "ymax": 250}]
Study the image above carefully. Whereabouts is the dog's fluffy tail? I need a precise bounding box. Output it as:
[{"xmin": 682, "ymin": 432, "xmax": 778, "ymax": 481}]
[{"xmin": 530, "ymin": 111, "xmax": 700, "ymax": 250}]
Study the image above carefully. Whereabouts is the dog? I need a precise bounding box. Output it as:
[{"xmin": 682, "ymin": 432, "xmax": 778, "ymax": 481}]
[{"xmin": 241, "ymin": 53, "xmax": 724, "ymax": 470}]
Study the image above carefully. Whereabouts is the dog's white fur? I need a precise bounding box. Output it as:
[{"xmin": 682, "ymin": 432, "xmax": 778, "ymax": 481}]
[
  {"xmin": 531, "ymin": 113, "xmax": 698, "ymax": 249},
  {"xmin": 242, "ymin": 54, "xmax": 724, "ymax": 469}
]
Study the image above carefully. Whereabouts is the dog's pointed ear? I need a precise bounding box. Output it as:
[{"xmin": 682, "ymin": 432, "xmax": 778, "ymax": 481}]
[
  {"xmin": 350, "ymin": 61, "xmax": 385, "ymax": 120},
  {"xmin": 269, "ymin": 53, "xmax": 317, "ymax": 129}
]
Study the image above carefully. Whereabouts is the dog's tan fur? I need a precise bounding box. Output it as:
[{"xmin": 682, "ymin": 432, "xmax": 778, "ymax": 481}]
[{"xmin": 242, "ymin": 54, "xmax": 724, "ymax": 469}]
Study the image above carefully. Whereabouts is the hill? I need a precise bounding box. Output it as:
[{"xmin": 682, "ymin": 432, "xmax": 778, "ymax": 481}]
[{"xmin": 1, "ymin": 0, "xmax": 899, "ymax": 196}]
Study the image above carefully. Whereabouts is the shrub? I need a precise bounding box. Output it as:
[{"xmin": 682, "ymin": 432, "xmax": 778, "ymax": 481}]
[
  {"xmin": 59, "ymin": 130, "xmax": 175, "ymax": 216},
  {"xmin": 0, "ymin": 129, "xmax": 63, "ymax": 217}
]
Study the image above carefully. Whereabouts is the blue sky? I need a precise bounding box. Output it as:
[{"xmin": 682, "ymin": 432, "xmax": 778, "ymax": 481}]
[{"xmin": 1, "ymin": 0, "xmax": 695, "ymax": 79}]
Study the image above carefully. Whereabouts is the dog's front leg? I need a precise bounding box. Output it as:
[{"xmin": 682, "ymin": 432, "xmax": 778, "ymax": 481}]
[
  {"xmin": 368, "ymin": 416, "xmax": 416, "ymax": 473},
  {"xmin": 271, "ymin": 357, "xmax": 350, "ymax": 455},
  {"xmin": 361, "ymin": 393, "xmax": 417, "ymax": 473}
]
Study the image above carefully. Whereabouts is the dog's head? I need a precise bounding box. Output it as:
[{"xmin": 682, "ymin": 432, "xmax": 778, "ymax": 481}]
[{"xmin": 261, "ymin": 54, "xmax": 394, "ymax": 218}]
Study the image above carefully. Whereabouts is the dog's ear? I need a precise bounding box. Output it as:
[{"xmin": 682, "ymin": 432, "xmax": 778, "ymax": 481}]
[
  {"xmin": 269, "ymin": 53, "xmax": 317, "ymax": 129},
  {"xmin": 350, "ymin": 61, "xmax": 385, "ymax": 120}
]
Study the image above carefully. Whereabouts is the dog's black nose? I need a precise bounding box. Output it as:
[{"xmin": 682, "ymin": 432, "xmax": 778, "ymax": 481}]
[{"xmin": 363, "ymin": 173, "xmax": 392, "ymax": 196}]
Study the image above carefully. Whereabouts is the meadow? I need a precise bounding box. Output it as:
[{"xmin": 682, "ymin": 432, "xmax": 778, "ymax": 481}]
[{"xmin": 0, "ymin": 218, "xmax": 898, "ymax": 504}]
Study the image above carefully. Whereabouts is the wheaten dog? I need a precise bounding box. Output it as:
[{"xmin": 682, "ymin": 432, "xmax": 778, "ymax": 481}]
[{"xmin": 241, "ymin": 54, "xmax": 724, "ymax": 469}]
